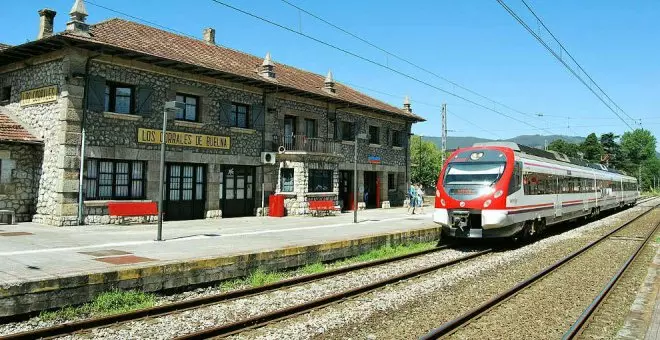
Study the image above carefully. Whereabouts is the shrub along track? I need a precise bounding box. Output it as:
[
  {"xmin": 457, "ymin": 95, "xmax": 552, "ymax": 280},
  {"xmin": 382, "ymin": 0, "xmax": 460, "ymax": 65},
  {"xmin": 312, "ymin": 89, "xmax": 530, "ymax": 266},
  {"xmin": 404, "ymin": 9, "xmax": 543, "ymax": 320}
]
[
  {"xmin": 421, "ymin": 202, "xmax": 660, "ymax": 340},
  {"xmin": 0, "ymin": 242, "xmax": 489, "ymax": 340}
]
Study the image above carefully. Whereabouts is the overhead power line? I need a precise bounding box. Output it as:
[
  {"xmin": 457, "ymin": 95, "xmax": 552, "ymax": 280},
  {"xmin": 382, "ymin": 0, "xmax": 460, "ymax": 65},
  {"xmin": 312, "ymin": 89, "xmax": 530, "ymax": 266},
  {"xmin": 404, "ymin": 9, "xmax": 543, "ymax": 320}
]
[
  {"xmin": 207, "ymin": 0, "xmax": 555, "ymax": 135},
  {"xmin": 279, "ymin": 0, "xmax": 544, "ymax": 124},
  {"xmin": 496, "ymin": 0, "xmax": 637, "ymax": 130}
]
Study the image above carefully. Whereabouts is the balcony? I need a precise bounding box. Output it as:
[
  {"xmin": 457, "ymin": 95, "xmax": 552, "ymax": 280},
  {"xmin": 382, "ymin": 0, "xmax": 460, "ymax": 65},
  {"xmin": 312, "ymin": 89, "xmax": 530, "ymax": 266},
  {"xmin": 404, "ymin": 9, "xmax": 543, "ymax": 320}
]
[{"xmin": 278, "ymin": 134, "xmax": 341, "ymax": 158}]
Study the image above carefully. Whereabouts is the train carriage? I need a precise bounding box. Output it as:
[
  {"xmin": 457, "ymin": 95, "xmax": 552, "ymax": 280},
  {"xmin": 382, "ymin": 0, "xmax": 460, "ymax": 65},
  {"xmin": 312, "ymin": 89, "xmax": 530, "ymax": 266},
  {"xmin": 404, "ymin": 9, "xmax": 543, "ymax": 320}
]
[{"xmin": 434, "ymin": 142, "xmax": 638, "ymax": 239}]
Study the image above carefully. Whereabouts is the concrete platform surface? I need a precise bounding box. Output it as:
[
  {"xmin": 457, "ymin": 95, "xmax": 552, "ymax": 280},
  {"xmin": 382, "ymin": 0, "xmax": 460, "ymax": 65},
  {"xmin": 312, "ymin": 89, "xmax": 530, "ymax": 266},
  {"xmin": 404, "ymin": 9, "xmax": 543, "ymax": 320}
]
[{"xmin": 0, "ymin": 208, "xmax": 432, "ymax": 284}]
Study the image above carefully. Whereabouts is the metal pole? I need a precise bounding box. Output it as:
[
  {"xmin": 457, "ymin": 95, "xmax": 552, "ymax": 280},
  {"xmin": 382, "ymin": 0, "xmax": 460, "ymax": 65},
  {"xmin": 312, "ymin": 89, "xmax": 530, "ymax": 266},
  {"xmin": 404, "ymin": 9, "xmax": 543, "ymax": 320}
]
[
  {"xmin": 441, "ymin": 103, "xmax": 447, "ymax": 166},
  {"xmin": 77, "ymin": 128, "xmax": 86, "ymax": 224},
  {"xmin": 157, "ymin": 109, "xmax": 167, "ymax": 241},
  {"xmin": 353, "ymin": 124, "xmax": 358, "ymax": 223}
]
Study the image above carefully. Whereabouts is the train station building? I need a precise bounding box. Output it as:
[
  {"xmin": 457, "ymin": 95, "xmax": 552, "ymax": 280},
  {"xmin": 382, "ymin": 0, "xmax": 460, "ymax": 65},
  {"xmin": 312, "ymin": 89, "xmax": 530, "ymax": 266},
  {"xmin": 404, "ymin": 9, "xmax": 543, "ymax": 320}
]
[{"xmin": 0, "ymin": 1, "xmax": 423, "ymax": 226}]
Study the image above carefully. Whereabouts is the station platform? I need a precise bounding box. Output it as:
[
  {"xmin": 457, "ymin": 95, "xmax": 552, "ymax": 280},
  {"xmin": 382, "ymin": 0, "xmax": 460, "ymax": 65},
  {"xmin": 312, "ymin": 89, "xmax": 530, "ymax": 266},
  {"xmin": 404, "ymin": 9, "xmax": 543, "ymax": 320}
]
[{"xmin": 0, "ymin": 208, "xmax": 437, "ymax": 317}]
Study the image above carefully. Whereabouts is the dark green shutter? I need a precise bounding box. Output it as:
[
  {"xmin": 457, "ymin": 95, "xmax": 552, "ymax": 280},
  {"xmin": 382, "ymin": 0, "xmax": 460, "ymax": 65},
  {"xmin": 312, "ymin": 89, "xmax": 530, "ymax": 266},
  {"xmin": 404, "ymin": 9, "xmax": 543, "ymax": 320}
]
[
  {"xmin": 335, "ymin": 120, "xmax": 343, "ymax": 141},
  {"xmin": 87, "ymin": 76, "xmax": 106, "ymax": 112},
  {"xmin": 135, "ymin": 86, "xmax": 153, "ymax": 115},
  {"xmin": 219, "ymin": 101, "xmax": 233, "ymax": 127},
  {"xmin": 251, "ymin": 104, "xmax": 265, "ymax": 131}
]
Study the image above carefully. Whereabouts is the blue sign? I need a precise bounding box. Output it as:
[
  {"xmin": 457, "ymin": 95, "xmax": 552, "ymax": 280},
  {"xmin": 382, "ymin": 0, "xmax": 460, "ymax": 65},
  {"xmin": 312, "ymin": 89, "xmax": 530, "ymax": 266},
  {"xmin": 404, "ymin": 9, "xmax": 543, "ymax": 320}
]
[{"xmin": 368, "ymin": 155, "xmax": 381, "ymax": 164}]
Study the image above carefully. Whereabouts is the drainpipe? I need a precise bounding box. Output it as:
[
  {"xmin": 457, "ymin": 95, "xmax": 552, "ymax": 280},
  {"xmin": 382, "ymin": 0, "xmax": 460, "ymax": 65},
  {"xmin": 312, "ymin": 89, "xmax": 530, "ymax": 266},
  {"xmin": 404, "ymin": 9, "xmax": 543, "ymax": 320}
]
[{"xmin": 77, "ymin": 54, "xmax": 100, "ymax": 225}]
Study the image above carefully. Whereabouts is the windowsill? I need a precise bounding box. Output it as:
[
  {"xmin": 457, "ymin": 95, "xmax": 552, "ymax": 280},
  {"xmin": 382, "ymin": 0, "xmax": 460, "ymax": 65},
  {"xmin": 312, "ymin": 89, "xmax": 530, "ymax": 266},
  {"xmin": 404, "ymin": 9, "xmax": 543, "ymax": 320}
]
[
  {"xmin": 175, "ymin": 120, "xmax": 204, "ymax": 128},
  {"xmin": 305, "ymin": 192, "xmax": 336, "ymax": 196},
  {"xmin": 393, "ymin": 146, "xmax": 403, "ymax": 150},
  {"xmin": 369, "ymin": 143, "xmax": 382, "ymax": 148},
  {"xmin": 84, "ymin": 199, "xmax": 153, "ymax": 207},
  {"xmin": 103, "ymin": 112, "xmax": 142, "ymax": 121},
  {"xmin": 278, "ymin": 192, "xmax": 297, "ymax": 196},
  {"xmin": 230, "ymin": 127, "xmax": 258, "ymax": 134},
  {"xmin": 341, "ymin": 140, "xmax": 355, "ymax": 145}
]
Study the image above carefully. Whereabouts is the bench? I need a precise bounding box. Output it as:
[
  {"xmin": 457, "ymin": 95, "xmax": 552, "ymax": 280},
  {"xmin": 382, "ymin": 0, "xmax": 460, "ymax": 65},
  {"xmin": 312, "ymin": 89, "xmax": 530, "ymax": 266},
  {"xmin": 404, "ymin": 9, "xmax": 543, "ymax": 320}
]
[
  {"xmin": 308, "ymin": 200, "xmax": 339, "ymax": 217},
  {"xmin": 107, "ymin": 202, "xmax": 159, "ymax": 223},
  {"xmin": 0, "ymin": 210, "xmax": 16, "ymax": 225}
]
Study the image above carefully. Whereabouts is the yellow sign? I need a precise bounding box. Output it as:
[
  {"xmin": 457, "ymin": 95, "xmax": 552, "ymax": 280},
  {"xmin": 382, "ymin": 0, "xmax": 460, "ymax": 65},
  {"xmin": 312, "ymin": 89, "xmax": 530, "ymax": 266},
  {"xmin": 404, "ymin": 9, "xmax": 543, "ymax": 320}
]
[
  {"xmin": 20, "ymin": 85, "xmax": 58, "ymax": 107},
  {"xmin": 138, "ymin": 128, "xmax": 230, "ymax": 149}
]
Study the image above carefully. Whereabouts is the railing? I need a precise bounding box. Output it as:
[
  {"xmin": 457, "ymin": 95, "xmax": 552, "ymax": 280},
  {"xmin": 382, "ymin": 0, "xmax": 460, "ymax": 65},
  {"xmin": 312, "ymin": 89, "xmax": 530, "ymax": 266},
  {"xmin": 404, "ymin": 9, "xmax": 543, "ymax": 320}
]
[{"xmin": 280, "ymin": 134, "xmax": 340, "ymax": 154}]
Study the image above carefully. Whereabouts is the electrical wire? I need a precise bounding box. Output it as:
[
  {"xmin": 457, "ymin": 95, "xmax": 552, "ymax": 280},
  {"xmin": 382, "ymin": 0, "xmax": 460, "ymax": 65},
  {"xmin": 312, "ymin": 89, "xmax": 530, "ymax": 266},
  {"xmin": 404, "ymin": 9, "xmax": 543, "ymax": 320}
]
[
  {"xmin": 496, "ymin": 0, "xmax": 636, "ymax": 130},
  {"xmin": 206, "ymin": 0, "xmax": 556, "ymax": 135}
]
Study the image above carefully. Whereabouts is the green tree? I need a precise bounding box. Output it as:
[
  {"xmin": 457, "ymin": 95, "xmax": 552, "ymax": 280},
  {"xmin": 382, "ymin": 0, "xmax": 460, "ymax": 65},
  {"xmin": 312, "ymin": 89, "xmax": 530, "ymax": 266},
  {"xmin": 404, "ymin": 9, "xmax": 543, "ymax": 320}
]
[
  {"xmin": 621, "ymin": 129, "xmax": 657, "ymax": 169},
  {"xmin": 641, "ymin": 157, "xmax": 660, "ymax": 191},
  {"xmin": 410, "ymin": 136, "xmax": 443, "ymax": 189},
  {"xmin": 600, "ymin": 132, "xmax": 624, "ymax": 169},
  {"xmin": 580, "ymin": 133, "xmax": 604, "ymax": 163},
  {"xmin": 547, "ymin": 139, "xmax": 580, "ymax": 158}
]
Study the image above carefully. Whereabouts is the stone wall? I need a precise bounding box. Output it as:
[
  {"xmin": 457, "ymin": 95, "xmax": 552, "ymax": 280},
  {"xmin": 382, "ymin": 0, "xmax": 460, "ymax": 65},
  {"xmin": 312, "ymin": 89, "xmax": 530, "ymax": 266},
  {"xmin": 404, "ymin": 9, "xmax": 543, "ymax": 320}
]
[
  {"xmin": 0, "ymin": 143, "xmax": 42, "ymax": 222},
  {"xmin": 275, "ymin": 160, "xmax": 339, "ymax": 215},
  {"xmin": 0, "ymin": 58, "xmax": 70, "ymax": 225}
]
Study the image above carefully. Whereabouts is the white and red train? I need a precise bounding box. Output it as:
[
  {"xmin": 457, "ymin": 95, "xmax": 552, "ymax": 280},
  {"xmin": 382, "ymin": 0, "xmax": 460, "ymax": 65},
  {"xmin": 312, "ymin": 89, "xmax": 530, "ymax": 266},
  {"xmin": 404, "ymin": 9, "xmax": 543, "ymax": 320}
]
[{"xmin": 433, "ymin": 142, "xmax": 638, "ymax": 239}]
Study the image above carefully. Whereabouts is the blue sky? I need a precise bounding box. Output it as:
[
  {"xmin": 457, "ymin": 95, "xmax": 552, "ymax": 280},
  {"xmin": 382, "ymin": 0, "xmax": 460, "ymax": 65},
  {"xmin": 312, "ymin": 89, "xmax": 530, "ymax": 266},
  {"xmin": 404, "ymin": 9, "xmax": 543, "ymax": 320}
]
[{"xmin": 2, "ymin": 0, "xmax": 658, "ymax": 144}]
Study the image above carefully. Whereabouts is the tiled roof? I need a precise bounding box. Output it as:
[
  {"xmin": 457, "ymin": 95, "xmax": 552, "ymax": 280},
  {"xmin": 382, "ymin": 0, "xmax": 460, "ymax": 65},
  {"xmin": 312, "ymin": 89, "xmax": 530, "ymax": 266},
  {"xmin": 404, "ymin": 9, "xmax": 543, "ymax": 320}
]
[
  {"xmin": 0, "ymin": 43, "xmax": 10, "ymax": 51},
  {"xmin": 0, "ymin": 110, "xmax": 40, "ymax": 143},
  {"xmin": 61, "ymin": 19, "xmax": 424, "ymax": 121}
]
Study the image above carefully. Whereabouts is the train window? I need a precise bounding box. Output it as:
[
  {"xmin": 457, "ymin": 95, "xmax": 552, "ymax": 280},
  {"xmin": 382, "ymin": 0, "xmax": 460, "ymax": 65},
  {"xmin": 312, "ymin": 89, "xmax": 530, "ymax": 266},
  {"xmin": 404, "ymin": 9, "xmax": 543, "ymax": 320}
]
[{"xmin": 508, "ymin": 161, "xmax": 522, "ymax": 194}]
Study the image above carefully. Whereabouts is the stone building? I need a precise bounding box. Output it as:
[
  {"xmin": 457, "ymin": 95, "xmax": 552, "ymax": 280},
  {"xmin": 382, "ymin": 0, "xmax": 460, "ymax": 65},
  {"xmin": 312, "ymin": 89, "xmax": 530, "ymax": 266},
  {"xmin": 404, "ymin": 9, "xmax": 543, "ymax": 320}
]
[{"xmin": 0, "ymin": 0, "xmax": 423, "ymax": 225}]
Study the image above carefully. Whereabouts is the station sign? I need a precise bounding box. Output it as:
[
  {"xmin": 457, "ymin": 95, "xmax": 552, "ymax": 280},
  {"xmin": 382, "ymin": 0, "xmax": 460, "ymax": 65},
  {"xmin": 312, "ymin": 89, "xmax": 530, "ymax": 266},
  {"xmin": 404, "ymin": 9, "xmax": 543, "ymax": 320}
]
[
  {"xmin": 368, "ymin": 155, "xmax": 381, "ymax": 164},
  {"xmin": 19, "ymin": 85, "xmax": 58, "ymax": 107},
  {"xmin": 137, "ymin": 128, "xmax": 230, "ymax": 149}
]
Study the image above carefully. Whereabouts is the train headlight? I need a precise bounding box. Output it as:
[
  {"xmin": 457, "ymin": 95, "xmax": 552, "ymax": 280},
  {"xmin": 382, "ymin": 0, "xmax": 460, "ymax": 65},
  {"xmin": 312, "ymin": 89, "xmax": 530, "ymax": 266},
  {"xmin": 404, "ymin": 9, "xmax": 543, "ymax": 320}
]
[
  {"xmin": 483, "ymin": 199, "xmax": 492, "ymax": 208},
  {"xmin": 440, "ymin": 199, "xmax": 446, "ymax": 207},
  {"xmin": 494, "ymin": 189, "xmax": 503, "ymax": 198}
]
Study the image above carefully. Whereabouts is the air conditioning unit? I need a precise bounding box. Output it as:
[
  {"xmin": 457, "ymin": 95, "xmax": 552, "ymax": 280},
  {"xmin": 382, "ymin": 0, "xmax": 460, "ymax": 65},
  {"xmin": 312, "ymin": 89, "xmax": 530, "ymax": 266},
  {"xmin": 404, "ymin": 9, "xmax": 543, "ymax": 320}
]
[
  {"xmin": 277, "ymin": 145, "xmax": 286, "ymax": 154},
  {"xmin": 261, "ymin": 152, "xmax": 276, "ymax": 165}
]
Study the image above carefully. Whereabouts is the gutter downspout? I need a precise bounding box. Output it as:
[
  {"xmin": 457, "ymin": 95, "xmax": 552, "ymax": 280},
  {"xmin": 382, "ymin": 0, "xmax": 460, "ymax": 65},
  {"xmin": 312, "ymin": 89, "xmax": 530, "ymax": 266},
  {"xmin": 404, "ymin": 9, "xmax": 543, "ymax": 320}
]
[{"xmin": 77, "ymin": 55, "xmax": 100, "ymax": 225}]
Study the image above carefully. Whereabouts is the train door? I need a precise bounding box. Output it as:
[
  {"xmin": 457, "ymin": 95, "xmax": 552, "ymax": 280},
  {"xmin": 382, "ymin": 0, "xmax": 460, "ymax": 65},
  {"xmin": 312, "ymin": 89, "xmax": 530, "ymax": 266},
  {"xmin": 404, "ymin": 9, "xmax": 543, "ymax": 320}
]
[{"xmin": 554, "ymin": 175, "xmax": 562, "ymax": 217}]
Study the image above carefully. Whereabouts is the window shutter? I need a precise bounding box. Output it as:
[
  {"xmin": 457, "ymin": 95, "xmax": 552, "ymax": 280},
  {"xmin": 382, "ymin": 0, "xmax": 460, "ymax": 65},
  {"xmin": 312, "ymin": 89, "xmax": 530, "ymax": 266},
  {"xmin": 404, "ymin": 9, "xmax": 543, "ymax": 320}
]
[
  {"xmin": 335, "ymin": 120, "xmax": 343, "ymax": 141},
  {"xmin": 251, "ymin": 104, "xmax": 265, "ymax": 131},
  {"xmin": 386, "ymin": 127, "xmax": 391, "ymax": 146},
  {"xmin": 219, "ymin": 101, "xmax": 233, "ymax": 127},
  {"xmin": 135, "ymin": 86, "xmax": 153, "ymax": 115},
  {"xmin": 87, "ymin": 76, "xmax": 106, "ymax": 112}
]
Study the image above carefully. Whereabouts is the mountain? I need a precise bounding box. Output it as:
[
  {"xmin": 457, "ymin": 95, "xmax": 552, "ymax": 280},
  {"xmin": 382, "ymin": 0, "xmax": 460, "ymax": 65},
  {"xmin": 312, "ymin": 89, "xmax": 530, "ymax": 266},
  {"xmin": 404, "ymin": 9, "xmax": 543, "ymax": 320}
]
[{"xmin": 423, "ymin": 134, "xmax": 585, "ymax": 150}]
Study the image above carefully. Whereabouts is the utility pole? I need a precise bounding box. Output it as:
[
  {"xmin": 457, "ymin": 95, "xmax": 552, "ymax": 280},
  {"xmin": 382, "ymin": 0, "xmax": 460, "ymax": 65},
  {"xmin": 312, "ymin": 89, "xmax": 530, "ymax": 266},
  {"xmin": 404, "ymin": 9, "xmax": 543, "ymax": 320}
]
[{"xmin": 441, "ymin": 103, "xmax": 447, "ymax": 166}]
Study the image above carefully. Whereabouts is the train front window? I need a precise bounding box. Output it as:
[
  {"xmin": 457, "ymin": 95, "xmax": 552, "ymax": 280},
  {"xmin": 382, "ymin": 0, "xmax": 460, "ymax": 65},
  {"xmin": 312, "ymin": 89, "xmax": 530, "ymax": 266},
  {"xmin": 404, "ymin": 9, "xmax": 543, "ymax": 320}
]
[{"xmin": 444, "ymin": 163, "xmax": 506, "ymax": 186}]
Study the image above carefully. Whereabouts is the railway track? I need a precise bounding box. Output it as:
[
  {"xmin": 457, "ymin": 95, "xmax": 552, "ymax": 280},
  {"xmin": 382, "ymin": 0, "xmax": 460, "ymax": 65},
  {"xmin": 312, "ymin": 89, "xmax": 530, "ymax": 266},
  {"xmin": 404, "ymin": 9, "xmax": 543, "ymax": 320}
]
[
  {"xmin": 419, "ymin": 200, "xmax": 660, "ymax": 339},
  {"xmin": 0, "ymin": 242, "xmax": 490, "ymax": 340}
]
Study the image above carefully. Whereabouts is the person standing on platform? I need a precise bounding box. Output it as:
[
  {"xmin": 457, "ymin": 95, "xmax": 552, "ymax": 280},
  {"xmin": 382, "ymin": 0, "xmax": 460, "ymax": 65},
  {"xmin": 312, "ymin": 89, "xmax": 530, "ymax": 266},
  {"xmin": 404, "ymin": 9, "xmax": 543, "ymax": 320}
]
[
  {"xmin": 417, "ymin": 184, "xmax": 425, "ymax": 214},
  {"xmin": 408, "ymin": 183, "xmax": 417, "ymax": 214}
]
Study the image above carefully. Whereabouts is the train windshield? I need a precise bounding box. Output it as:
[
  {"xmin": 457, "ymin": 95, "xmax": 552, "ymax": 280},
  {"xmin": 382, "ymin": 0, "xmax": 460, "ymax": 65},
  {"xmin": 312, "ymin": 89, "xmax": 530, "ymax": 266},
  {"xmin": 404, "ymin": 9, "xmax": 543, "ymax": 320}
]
[{"xmin": 443, "ymin": 149, "xmax": 507, "ymax": 200}]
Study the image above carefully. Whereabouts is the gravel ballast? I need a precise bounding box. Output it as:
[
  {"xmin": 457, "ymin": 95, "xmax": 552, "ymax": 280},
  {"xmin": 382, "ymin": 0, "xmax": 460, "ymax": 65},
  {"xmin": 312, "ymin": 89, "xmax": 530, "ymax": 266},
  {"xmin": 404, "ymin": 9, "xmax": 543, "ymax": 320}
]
[{"xmin": 233, "ymin": 203, "xmax": 660, "ymax": 340}]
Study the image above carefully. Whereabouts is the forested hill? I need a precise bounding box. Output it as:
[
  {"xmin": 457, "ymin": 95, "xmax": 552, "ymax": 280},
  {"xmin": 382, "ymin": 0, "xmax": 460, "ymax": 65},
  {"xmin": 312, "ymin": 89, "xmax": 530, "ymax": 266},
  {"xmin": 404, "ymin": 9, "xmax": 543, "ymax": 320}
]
[{"xmin": 423, "ymin": 134, "xmax": 585, "ymax": 150}]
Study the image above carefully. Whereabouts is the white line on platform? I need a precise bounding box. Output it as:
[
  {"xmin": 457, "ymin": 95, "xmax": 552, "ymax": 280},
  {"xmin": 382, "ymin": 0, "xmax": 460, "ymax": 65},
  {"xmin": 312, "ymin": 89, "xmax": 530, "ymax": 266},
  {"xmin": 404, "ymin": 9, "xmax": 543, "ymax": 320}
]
[{"xmin": 0, "ymin": 213, "xmax": 432, "ymax": 256}]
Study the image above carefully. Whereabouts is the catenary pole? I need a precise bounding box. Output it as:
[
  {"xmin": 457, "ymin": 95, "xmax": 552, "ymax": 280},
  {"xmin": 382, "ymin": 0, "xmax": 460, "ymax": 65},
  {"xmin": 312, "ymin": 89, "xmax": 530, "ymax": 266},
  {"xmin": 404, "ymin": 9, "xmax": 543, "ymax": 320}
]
[{"xmin": 441, "ymin": 103, "xmax": 447, "ymax": 166}]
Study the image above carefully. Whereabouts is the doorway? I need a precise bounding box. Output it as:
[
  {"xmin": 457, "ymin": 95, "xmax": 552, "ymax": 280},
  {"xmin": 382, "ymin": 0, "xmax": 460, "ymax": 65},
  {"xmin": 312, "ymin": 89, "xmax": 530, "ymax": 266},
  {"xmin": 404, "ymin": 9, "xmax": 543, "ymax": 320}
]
[
  {"xmin": 339, "ymin": 170, "xmax": 353, "ymax": 211},
  {"xmin": 164, "ymin": 163, "xmax": 206, "ymax": 221},
  {"xmin": 221, "ymin": 165, "xmax": 255, "ymax": 217},
  {"xmin": 363, "ymin": 171, "xmax": 378, "ymax": 209}
]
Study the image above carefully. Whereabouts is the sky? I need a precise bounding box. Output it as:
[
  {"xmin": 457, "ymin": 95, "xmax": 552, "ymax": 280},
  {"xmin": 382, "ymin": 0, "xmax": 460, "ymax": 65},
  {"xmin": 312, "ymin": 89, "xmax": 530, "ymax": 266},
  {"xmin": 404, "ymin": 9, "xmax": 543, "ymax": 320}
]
[{"xmin": 1, "ymin": 0, "xmax": 658, "ymax": 146}]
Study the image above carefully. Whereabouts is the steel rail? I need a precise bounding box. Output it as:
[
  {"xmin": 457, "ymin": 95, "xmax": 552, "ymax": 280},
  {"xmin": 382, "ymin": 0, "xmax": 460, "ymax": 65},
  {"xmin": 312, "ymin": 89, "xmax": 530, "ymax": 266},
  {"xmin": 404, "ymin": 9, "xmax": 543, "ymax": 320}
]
[
  {"xmin": 563, "ymin": 219, "xmax": 660, "ymax": 339},
  {"xmin": 174, "ymin": 249, "xmax": 493, "ymax": 340},
  {"xmin": 1, "ymin": 244, "xmax": 455, "ymax": 340},
  {"xmin": 420, "ymin": 202, "xmax": 660, "ymax": 339}
]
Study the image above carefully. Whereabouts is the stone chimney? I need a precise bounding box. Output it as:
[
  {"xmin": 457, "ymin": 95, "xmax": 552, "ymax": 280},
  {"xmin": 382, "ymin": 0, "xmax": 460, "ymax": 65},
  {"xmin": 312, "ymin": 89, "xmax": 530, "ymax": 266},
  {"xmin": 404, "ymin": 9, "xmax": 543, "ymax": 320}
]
[
  {"xmin": 203, "ymin": 28, "xmax": 216, "ymax": 45},
  {"xmin": 259, "ymin": 52, "xmax": 276, "ymax": 79},
  {"xmin": 403, "ymin": 96, "xmax": 412, "ymax": 113},
  {"xmin": 38, "ymin": 9, "xmax": 57, "ymax": 39},
  {"xmin": 66, "ymin": 0, "xmax": 89, "ymax": 33},
  {"xmin": 323, "ymin": 70, "xmax": 336, "ymax": 94}
]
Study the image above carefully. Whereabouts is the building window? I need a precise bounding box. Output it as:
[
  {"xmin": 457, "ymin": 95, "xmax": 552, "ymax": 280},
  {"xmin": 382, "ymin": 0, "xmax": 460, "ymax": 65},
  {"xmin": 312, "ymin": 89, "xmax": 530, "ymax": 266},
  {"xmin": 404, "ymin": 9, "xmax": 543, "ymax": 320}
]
[
  {"xmin": 84, "ymin": 159, "xmax": 145, "ymax": 200},
  {"xmin": 341, "ymin": 121, "xmax": 354, "ymax": 141},
  {"xmin": 175, "ymin": 93, "xmax": 199, "ymax": 122},
  {"xmin": 392, "ymin": 130, "xmax": 402, "ymax": 147},
  {"xmin": 0, "ymin": 86, "xmax": 10, "ymax": 105},
  {"xmin": 369, "ymin": 126, "xmax": 380, "ymax": 144},
  {"xmin": 388, "ymin": 174, "xmax": 395, "ymax": 190},
  {"xmin": 104, "ymin": 83, "xmax": 134, "ymax": 114},
  {"xmin": 305, "ymin": 119, "xmax": 317, "ymax": 138},
  {"xmin": 281, "ymin": 168, "xmax": 294, "ymax": 192},
  {"xmin": 308, "ymin": 169, "xmax": 333, "ymax": 193},
  {"xmin": 231, "ymin": 103, "xmax": 249, "ymax": 128}
]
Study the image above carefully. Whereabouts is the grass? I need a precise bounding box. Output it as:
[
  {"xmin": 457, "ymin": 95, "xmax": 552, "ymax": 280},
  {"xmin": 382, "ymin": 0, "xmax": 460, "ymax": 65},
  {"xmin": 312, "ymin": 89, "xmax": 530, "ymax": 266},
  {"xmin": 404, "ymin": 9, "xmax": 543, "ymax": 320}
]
[
  {"xmin": 216, "ymin": 241, "xmax": 437, "ymax": 292},
  {"xmin": 39, "ymin": 290, "xmax": 156, "ymax": 321}
]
